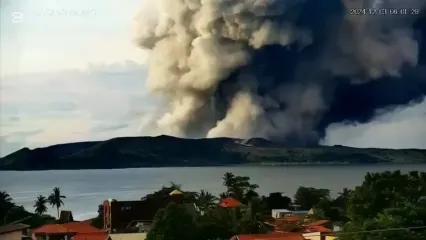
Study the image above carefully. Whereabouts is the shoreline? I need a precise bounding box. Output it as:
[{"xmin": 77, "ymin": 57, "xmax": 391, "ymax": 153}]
[{"xmin": 1, "ymin": 162, "xmax": 424, "ymax": 171}]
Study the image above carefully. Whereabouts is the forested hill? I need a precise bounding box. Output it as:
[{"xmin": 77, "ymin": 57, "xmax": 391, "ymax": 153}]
[{"xmin": 1, "ymin": 135, "xmax": 425, "ymax": 170}]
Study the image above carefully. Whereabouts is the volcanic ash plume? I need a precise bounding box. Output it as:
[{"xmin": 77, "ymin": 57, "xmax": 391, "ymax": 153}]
[{"xmin": 134, "ymin": 0, "xmax": 426, "ymax": 145}]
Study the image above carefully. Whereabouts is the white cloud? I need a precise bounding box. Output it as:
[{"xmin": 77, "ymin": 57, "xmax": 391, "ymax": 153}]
[
  {"xmin": 0, "ymin": 61, "xmax": 157, "ymax": 156},
  {"xmin": 0, "ymin": 0, "xmax": 147, "ymax": 76},
  {"xmin": 321, "ymin": 98, "xmax": 426, "ymax": 149},
  {"xmin": 25, "ymin": 117, "xmax": 93, "ymax": 144}
]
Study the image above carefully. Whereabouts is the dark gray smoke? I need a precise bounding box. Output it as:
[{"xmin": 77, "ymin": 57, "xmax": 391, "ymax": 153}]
[{"xmin": 134, "ymin": 0, "xmax": 426, "ymax": 146}]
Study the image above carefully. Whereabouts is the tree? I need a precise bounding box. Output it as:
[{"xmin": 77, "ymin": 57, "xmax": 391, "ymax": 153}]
[
  {"xmin": 198, "ymin": 207, "xmax": 238, "ymax": 239},
  {"xmin": 294, "ymin": 187, "xmax": 330, "ymax": 210},
  {"xmin": 0, "ymin": 191, "xmax": 13, "ymax": 205},
  {"xmin": 239, "ymin": 197, "xmax": 272, "ymax": 234},
  {"xmin": 334, "ymin": 188, "xmax": 353, "ymax": 212},
  {"xmin": 91, "ymin": 204, "xmax": 104, "ymax": 229},
  {"xmin": 142, "ymin": 183, "xmax": 197, "ymax": 203},
  {"xmin": 0, "ymin": 192, "xmax": 55, "ymax": 227},
  {"xmin": 34, "ymin": 195, "xmax": 48, "ymax": 215},
  {"xmin": 223, "ymin": 172, "xmax": 236, "ymax": 187},
  {"xmin": 48, "ymin": 187, "xmax": 66, "ymax": 219},
  {"xmin": 0, "ymin": 191, "xmax": 15, "ymax": 225},
  {"xmin": 347, "ymin": 171, "xmax": 426, "ymax": 219},
  {"xmin": 195, "ymin": 190, "xmax": 217, "ymax": 212},
  {"xmin": 222, "ymin": 172, "xmax": 259, "ymax": 203},
  {"xmin": 340, "ymin": 171, "xmax": 426, "ymax": 240},
  {"xmin": 146, "ymin": 202, "xmax": 199, "ymax": 240},
  {"xmin": 264, "ymin": 192, "xmax": 292, "ymax": 211},
  {"xmin": 342, "ymin": 204, "xmax": 426, "ymax": 240}
]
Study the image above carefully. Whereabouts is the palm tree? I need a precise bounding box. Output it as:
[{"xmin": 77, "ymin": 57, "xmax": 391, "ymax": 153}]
[
  {"xmin": 196, "ymin": 190, "xmax": 218, "ymax": 211},
  {"xmin": 169, "ymin": 182, "xmax": 182, "ymax": 191},
  {"xmin": 48, "ymin": 187, "xmax": 66, "ymax": 219},
  {"xmin": 0, "ymin": 191, "xmax": 14, "ymax": 225},
  {"xmin": 0, "ymin": 191, "xmax": 13, "ymax": 205},
  {"xmin": 338, "ymin": 188, "xmax": 353, "ymax": 199},
  {"xmin": 336, "ymin": 187, "xmax": 353, "ymax": 210},
  {"xmin": 223, "ymin": 172, "xmax": 235, "ymax": 187},
  {"xmin": 240, "ymin": 197, "xmax": 270, "ymax": 234},
  {"xmin": 34, "ymin": 195, "xmax": 48, "ymax": 215}
]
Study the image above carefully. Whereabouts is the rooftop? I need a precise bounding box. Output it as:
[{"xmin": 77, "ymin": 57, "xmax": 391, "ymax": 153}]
[
  {"xmin": 59, "ymin": 210, "xmax": 74, "ymax": 223},
  {"xmin": 232, "ymin": 232, "xmax": 306, "ymax": 240},
  {"xmin": 304, "ymin": 225, "xmax": 333, "ymax": 233},
  {"xmin": 0, "ymin": 223, "xmax": 30, "ymax": 235},
  {"xmin": 219, "ymin": 197, "xmax": 242, "ymax": 208},
  {"xmin": 169, "ymin": 190, "xmax": 183, "ymax": 196},
  {"xmin": 72, "ymin": 232, "xmax": 108, "ymax": 240},
  {"xmin": 307, "ymin": 220, "xmax": 329, "ymax": 227},
  {"xmin": 33, "ymin": 222, "xmax": 103, "ymax": 235}
]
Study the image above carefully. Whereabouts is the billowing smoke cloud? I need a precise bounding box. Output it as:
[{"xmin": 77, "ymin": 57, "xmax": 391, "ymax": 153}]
[{"xmin": 134, "ymin": 0, "xmax": 426, "ymax": 146}]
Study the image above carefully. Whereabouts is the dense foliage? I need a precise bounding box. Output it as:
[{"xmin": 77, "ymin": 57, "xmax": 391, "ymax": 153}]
[
  {"xmin": 0, "ymin": 191, "xmax": 55, "ymax": 227},
  {"xmin": 2, "ymin": 170, "xmax": 425, "ymax": 240},
  {"xmin": 340, "ymin": 171, "xmax": 426, "ymax": 240},
  {"xmin": 146, "ymin": 171, "xmax": 426, "ymax": 240}
]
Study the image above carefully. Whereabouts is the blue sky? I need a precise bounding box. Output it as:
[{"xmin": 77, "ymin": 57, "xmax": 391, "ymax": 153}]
[{"xmin": 0, "ymin": 0, "xmax": 156, "ymax": 156}]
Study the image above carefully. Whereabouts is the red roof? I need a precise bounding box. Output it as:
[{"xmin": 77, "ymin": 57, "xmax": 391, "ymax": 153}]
[
  {"xmin": 33, "ymin": 224, "xmax": 68, "ymax": 234},
  {"xmin": 72, "ymin": 232, "xmax": 108, "ymax": 240},
  {"xmin": 305, "ymin": 225, "xmax": 333, "ymax": 233},
  {"xmin": 219, "ymin": 197, "xmax": 242, "ymax": 208},
  {"xmin": 33, "ymin": 222, "xmax": 103, "ymax": 235},
  {"xmin": 232, "ymin": 232, "xmax": 305, "ymax": 240},
  {"xmin": 307, "ymin": 220, "xmax": 329, "ymax": 227},
  {"xmin": 278, "ymin": 216, "xmax": 302, "ymax": 223}
]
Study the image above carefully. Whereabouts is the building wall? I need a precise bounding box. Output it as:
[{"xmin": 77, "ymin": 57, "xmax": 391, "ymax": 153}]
[
  {"xmin": 104, "ymin": 199, "xmax": 171, "ymax": 233},
  {"xmin": 0, "ymin": 231, "xmax": 22, "ymax": 240},
  {"xmin": 302, "ymin": 232, "xmax": 322, "ymax": 240},
  {"xmin": 108, "ymin": 233, "xmax": 147, "ymax": 240}
]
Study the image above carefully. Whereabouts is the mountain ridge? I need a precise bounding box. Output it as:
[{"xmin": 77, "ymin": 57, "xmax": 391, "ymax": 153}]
[{"xmin": 1, "ymin": 136, "xmax": 425, "ymax": 170}]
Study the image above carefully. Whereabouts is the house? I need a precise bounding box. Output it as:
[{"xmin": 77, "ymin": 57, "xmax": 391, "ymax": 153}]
[
  {"xmin": 301, "ymin": 220, "xmax": 334, "ymax": 240},
  {"xmin": 0, "ymin": 223, "xmax": 31, "ymax": 240},
  {"xmin": 269, "ymin": 217, "xmax": 334, "ymax": 238},
  {"xmin": 272, "ymin": 209, "xmax": 310, "ymax": 219},
  {"xmin": 219, "ymin": 197, "xmax": 242, "ymax": 208},
  {"xmin": 302, "ymin": 229, "xmax": 333, "ymax": 240},
  {"xmin": 272, "ymin": 209, "xmax": 292, "ymax": 218},
  {"xmin": 108, "ymin": 233, "xmax": 147, "ymax": 240},
  {"xmin": 270, "ymin": 215, "xmax": 306, "ymax": 232},
  {"xmin": 231, "ymin": 232, "xmax": 306, "ymax": 240},
  {"xmin": 32, "ymin": 222, "xmax": 104, "ymax": 240},
  {"xmin": 103, "ymin": 197, "xmax": 172, "ymax": 233},
  {"xmin": 70, "ymin": 232, "xmax": 108, "ymax": 240}
]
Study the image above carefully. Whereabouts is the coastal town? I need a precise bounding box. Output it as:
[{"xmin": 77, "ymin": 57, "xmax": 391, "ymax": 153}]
[{"xmin": 1, "ymin": 171, "xmax": 425, "ymax": 240}]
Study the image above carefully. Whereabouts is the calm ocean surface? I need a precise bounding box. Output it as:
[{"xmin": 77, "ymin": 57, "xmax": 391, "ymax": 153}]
[{"xmin": 1, "ymin": 165, "xmax": 426, "ymax": 220}]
